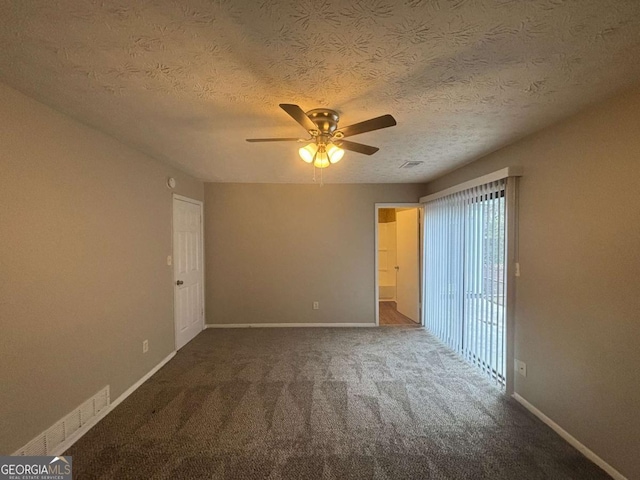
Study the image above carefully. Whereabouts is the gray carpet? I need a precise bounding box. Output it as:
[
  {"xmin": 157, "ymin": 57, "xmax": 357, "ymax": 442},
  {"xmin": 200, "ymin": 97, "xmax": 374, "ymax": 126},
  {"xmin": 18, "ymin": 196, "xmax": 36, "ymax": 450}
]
[{"xmin": 66, "ymin": 328, "xmax": 609, "ymax": 479}]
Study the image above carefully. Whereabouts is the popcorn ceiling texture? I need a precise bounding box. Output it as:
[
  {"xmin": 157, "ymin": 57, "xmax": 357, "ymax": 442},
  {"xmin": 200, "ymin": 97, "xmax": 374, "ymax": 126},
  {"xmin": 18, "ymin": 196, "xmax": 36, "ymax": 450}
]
[{"xmin": 1, "ymin": 0, "xmax": 639, "ymax": 183}]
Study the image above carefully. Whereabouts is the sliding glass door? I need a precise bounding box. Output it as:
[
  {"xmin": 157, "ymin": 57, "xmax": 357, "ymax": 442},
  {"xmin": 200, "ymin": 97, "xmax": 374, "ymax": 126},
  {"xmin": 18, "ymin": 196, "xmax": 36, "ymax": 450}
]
[{"xmin": 424, "ymin": 180, "xmax": 507, "ymax": 386}]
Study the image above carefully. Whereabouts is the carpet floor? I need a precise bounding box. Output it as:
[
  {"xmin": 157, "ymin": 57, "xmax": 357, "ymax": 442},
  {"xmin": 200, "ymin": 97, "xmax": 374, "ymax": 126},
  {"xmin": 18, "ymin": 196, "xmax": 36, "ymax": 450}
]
[{"xmin": 66, "ymin": 328, "xmax": 608, "ymax": 479}]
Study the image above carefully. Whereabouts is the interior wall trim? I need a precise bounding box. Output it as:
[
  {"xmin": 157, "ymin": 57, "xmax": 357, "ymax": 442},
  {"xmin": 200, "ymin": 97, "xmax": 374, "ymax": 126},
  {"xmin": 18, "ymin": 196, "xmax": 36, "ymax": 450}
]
[
  {"xmin": 419, "ymin": 166, "xmax": 523, "ymax": 204},
  {"xmin": 15, "ymin": 351, "xmax": 176, "ymax": 457},
  {"xmin": 512, "ymin": 393, "xmax": 627, "ymax": 480},
  {"xmin": 205, "ymin": 323, "xmax": 376, "ymax": 328},
  {"xmin": 107, "ymin": 352, "xmax": 176, "ymax": 414}
]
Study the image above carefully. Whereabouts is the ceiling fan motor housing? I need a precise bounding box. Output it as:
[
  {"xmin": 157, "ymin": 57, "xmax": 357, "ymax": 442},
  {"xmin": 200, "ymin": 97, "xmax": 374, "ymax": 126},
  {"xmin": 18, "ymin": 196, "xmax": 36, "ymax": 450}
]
[{"xmin": 306, "ymin": 109, "xmax": 340, "ymax": 135}]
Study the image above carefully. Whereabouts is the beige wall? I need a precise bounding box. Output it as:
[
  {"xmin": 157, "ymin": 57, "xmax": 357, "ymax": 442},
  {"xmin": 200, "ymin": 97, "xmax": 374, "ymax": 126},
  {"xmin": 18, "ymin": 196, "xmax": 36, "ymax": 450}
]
[
  {"xmin": 204, "ymin": 183, "xmax": 423, "ymax": 325},
  {"xmin": 0, "ymin": 83, "xmax": 204, "ymax": 454},
  {"xmin": 423, "ymin": 85, "xmax": 640, "ymax": 478}
]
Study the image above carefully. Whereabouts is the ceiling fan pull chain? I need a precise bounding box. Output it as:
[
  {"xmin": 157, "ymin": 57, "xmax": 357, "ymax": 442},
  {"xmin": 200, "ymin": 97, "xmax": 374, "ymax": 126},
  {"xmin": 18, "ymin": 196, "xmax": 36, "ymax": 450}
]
[{"xmin": 320, "ymin": 164, "xmax": 324, "ymax": 187}]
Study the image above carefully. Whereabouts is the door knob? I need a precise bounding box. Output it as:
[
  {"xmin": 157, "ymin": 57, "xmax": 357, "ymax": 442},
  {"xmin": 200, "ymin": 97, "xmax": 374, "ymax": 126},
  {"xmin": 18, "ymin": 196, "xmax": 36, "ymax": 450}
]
[{"xmin": 176, "ymin": 280, "xmax": 184, "ymax": 286}]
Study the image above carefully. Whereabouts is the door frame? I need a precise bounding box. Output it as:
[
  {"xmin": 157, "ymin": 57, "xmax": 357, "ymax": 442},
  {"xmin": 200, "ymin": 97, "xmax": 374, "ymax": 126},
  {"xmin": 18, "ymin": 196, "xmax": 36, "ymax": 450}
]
[
  {"xmin": 374, "ymin": 203, "xmax": 424, "ymax": 327},
  {"xmin": 172, "ymin": 194, "xmax": 205, "ymax": 350}
]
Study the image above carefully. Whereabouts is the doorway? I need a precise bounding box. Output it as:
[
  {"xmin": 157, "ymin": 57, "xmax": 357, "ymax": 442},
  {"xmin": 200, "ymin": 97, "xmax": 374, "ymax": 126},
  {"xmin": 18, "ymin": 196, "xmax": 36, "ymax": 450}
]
[
  {"xmin": 375, "ymin": 204, "xmax": 423, "ymax": 327},
  {"xmin": 173, "ymin": 195, "xmax": 205, "ymax": 350}
]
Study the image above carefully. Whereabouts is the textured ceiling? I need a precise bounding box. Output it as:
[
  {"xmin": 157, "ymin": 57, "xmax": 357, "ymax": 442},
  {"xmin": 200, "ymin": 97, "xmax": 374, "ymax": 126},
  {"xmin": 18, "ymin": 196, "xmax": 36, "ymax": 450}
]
[{"xmin": 1, "ymin": 0, "xmax": 640, "ymax": 183}]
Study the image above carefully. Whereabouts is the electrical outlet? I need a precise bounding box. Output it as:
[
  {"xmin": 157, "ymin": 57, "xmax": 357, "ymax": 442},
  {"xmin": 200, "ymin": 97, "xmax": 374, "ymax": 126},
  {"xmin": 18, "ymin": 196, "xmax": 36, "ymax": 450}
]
[
  {"xmin": 515, "ymin": 262, "xmax": 521, "ymax": 277},
  {"xmin": 143, "ymin": 340, "xmax": 149, "ymax": 353},
  {"xmin": 313, "ymin": 301, "xmax": 319, "ymax": 310},
  {"xmin": 515, "ymin": 359, "xmax": 527, "ymax": 377}
]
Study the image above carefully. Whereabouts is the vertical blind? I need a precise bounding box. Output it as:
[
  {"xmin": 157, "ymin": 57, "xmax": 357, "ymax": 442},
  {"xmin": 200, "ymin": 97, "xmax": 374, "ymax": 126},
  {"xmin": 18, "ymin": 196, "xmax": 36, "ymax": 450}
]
[{"xmin": 423, "ymin": 179, "xmax": 507, "ymax": 386}]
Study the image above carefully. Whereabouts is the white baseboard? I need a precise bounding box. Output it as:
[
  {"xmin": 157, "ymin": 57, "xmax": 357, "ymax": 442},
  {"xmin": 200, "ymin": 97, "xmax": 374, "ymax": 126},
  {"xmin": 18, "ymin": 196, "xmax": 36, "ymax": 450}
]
[
  {"xmin": 53, "ymin": 351, "xmax": 176, "ymax": 456},
  {"xmin": 205, "ymin": 323, "xmax": 376, "ymax": 328},
  {"xmin": 512, "ymin": 393, "xmax": 626, "ymax": 480},
  {"xmin": 53, "ymin": 351, "xmax": 176, "ymax": 455},
  {"xmin": 108, "ymin": 352, "xmax": 176, "ymax": 412},
  {"xmin": 14, "ymin": 351, "xmax": 176, "ymax": 457}
]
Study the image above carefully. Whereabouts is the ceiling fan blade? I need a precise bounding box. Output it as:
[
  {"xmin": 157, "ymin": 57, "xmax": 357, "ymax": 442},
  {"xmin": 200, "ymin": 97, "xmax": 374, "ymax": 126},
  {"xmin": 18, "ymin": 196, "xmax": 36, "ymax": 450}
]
[
  {"xmin": 246, "ymin": 138, "xmax": 305, "ymax": 142},
  {"xmin": 336, "ymin": 139, "xmax": 379, "ymax": 155},
  {"xmin": 337, "ymin": 114, "xmax": 397, "ymax": 138},
  {"xmin": 279, "ymin": 104, "xmax": 318, "ymax": 133}
]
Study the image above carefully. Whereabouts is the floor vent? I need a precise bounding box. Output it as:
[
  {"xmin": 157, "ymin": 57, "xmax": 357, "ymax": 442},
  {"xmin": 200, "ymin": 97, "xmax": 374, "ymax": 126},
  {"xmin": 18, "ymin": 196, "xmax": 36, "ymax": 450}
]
[
  {"xmin": 399, "ymin": 161, "xmax": 424, "ymax": 168},
  {"xmin": 14, "ymin": 386, "xmax": 110, "ymax": 456}
]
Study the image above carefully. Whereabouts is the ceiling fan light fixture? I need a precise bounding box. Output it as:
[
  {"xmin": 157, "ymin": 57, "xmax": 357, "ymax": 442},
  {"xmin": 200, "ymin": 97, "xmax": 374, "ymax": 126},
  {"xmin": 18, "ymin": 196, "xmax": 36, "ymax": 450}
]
[
  {"xmin": 299, "ymin": 143, "xmax": 317, "ymax": 163},
  {"xmin": 327, "ymin": 143, "xmax": 344, "ymax": 164}
]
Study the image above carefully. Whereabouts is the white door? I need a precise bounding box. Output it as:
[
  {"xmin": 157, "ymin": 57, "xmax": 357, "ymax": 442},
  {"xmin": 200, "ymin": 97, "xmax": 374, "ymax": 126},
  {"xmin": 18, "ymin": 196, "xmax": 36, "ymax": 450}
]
[
  {"xmin": 396, "ymin": 208, "xmax": 420, "ymax": 323},
  {"xmin": 173, "ymin": 196, "xmax": 204, "ymax": 350}
]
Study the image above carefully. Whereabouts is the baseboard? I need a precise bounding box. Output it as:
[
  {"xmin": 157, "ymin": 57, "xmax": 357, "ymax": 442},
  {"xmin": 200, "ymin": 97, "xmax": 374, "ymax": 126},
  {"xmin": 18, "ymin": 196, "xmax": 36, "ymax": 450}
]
[
  {"xmin": 14, "ymin": 351, "xmax": 176, "ymax": 457},
  {"xmin": 54, "ymin": 351, "xmax": 176, "ymax": 456},
  {"xmin": 54, "ymin": 351, "xmax": 176, "ymax": 455},
  {"xmin": 512, "ymin": 393, "xmax": 626, "ymax": 480},
  {"xmin": 205, "ymin": 323, "xmax": 376, "ymax": 328},
  {"xmin": 107, "ymin": 352, "xmax": 176, "ymax": 412}
]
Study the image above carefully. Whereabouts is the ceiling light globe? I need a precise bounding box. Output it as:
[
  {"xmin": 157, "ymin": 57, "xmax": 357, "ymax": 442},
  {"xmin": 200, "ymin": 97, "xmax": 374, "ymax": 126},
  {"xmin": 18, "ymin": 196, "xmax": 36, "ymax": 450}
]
[
  {"xmin": 314, "ymin": 151, "xmax": 330, "ymax": 169},
  {"xmin": 299, "ymin": 143, "xmax": 317, "ymax": 163},
  {"xmin": 327, "ymin": 144, "xmax": 344, "ymax": 164}
]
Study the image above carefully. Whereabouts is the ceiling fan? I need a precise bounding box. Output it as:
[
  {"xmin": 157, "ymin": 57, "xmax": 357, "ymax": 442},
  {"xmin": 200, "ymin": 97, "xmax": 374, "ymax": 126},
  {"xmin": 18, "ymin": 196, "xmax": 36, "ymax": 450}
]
[{"xmin": 246, "ymin": 104, "xmax": 397, "ymax": 169}]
